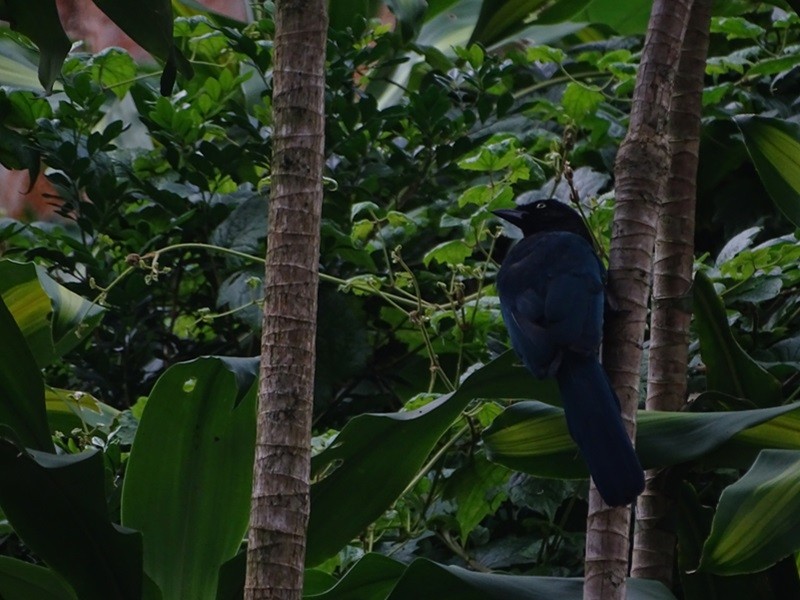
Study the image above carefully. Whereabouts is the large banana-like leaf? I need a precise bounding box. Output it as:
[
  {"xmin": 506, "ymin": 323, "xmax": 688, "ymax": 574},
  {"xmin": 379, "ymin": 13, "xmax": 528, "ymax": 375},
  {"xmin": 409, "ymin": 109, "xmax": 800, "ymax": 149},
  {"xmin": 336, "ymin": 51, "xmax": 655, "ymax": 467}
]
[
  {"xmin": 0, "ymin": 261, "xmax": 104, "ymax": 369},
  {"xmin": 303, "ymin": 553, "xmax": 676, "ymax": 599},
  {"xmin": 699, "ymin": 450, "xmax": 800, "ymax": 575},
  {"xmin": 0, "ymin": 556, "xmax": 77, "ymax": 600},
  {"xmin": 676, "ymin": 484, "xmax": 766, "ymax": 599},
  {"xmin": 0, "ymin": 0, "xmax": 70, "ymax": 91},
  {"xmin": 0, "ymin": 295, "xmax": 51, "ymax": 451},
  {"xmin": 121, "ymin": 356, "xmax": 258, "ymax": 600},
  {"xmin": 735, "ymin": 115, "xmax": 800, "ymax": 227},
  {"xmin": 482, "ymin": 399, "xmax": 800, "ymax": 476},
  {"xmin": 0, "ymin": 443, "xmax": 143, "ymax": 600},
  {"xmin": 693, "ymin": 270, "xmax": 782, "ymax": 407}
]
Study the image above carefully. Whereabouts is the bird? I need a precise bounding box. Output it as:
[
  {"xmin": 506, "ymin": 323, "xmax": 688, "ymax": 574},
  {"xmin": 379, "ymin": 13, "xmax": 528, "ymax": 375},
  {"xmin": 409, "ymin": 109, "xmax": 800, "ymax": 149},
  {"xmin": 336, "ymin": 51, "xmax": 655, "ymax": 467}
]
[{"xmin": 493, "ymin": 199, "xmax": 644, "ymax": 507}]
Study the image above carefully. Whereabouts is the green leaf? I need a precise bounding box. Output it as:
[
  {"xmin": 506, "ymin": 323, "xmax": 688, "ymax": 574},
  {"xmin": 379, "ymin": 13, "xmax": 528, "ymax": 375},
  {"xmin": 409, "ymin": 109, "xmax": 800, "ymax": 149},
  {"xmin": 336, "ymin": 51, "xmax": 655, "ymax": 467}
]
[
  {"xmin": 468, "ymin": 0, "xmax": 589, "ymax": 46},
  {"xmin": 747, "ymin": 53, "xmax": 800, "ymax": 77},
  {"xmin": 694, "ymin": 271, "xmax": 782, "ymax": 406},
  {"xmin": 0, "ymin": 261, "xmax": 104, "ymax": 368},
  {"xmin": 306, "ymin": 350, "xmax": 556, "ymax": 566},
  {"xmin": 444, "ymin": 453, "xmax": 511, "ymax": 541},
  {"xmin": 90, "ymin": 0, "xmax": 193, "ymax": 94},
  {"xmin": 90, "ymin": 49, "xmax": 138, "ymax": 99},
  {"xmin": 0, "ymin": 0, "xmax": 71, "ymax": 91},
  {"xmin": 483, "ymin": 401, "xmax": 585, "ymax": 478},
  {"xmin": 561, "ymin": 82, "xmax": 604, "ymax": 122},
  {"xmin": 121, "ymin": 357, "xmax": 258, "ymax": 600},
  {"xmin": 0, "ymin": 557, "xmax": 77, "ymax": 600},
  {"xmin": 572, "ymin": 0, "xmax": 652, "ymax": 34},
  {"xmin": 0, "ymin": 123, "xmax": 39, "ymax": 176},
  {"xmin": 676, "ymin": 483, "xmax": 764, "ymax": 599},
  {"xmin": 699, "ymin": 450, "xmax": 800, "ymax": 575},
  {"xmin": 0, "ymin": 443, "xmax": 143, "ymax": 600},
  {"xmin": 735, "ymin": 115, "xmax": 800, "ymax": 227},
  {"xmin": 638, "ymin": 401, "xmax": 800, "ymax": 468},
  {"xmin": 483, "ymin": 399, "xmax": 800, "ymax": 476},
  {"xmin": 710, "ymin": 17, "xmax": 765, "ymax": 40},
  {"xmin": 0, "ymin": 295, "xmax": 51, "ymax": 452},
  {"xmin": 386, "ymin": 559, "xmax": 676, "ymax": 599},
  {"xmin": 423, "ymin": 239, "xmax": 473, "ymax": 266},
  {"xmin": 0, "ymin": 37, "xmax": 46, "ymax": 90},
  {"xmin": 305, "ymin": 553, "xmax": 405, "ymax": 599},
  {"xmin": 45, "ymin": 387, "xmax": 120, "ymax": 436}
]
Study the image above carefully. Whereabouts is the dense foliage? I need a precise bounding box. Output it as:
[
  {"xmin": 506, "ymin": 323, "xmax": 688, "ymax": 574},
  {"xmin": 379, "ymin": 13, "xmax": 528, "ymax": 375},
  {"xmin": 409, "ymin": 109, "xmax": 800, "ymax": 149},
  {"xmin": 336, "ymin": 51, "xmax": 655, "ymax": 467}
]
[{"xmin": 0, "ymin": 1, "xmax": 799, "ymax": 599}]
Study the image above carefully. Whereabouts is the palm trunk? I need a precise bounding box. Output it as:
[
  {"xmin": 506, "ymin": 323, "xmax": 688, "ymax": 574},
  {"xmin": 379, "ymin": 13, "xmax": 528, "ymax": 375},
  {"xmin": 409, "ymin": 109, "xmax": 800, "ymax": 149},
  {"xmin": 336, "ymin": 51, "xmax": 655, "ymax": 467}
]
[
  {"xmin": 245, "ymin": 1, "xmax": 328, "ymax": 599},
  {"xmin": 631, "ymin": 0, "xmax": 712, "ymax": 586},
  {"xmin": 585, "ymin": 1, "xmax": 693, "ymax": 598}
]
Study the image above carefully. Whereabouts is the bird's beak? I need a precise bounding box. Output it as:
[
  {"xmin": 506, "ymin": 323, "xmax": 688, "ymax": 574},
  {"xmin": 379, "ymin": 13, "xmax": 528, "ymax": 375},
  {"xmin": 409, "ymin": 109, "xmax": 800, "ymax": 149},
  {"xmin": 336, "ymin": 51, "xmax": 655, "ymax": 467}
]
[{"xmin": 492, "ymin": 209, "xmax": 525, "ymax": 227}]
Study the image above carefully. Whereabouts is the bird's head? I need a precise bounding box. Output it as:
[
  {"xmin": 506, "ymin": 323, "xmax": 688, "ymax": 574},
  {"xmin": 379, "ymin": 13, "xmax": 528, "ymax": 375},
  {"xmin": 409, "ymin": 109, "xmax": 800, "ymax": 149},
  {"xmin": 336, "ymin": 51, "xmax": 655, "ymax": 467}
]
[{"xmin": 493, "ymin": 199, "xmax": 593, "ymax": 243}]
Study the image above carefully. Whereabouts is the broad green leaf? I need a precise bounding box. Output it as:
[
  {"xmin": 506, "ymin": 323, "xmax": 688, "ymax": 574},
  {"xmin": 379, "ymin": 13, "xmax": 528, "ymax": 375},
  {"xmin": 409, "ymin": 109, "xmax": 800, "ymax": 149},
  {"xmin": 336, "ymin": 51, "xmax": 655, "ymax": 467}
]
[
  {"xmin": 700, "ymin": 450, "xmax": 800, "ymax": 575},
  {"xmin": 483, "ymin": 399, "xmax": 800, "ymax": 476},
  {"xmin": 0, "ymin": 0, "xmax": 70, "ymax": 91},
  {"xmin": 0, "ymin": 37, "xmax": 45, "ymax": 90},
  {"xmin": 306, "ymin": 553, "xmax": 405, "ymax": 599},
  {"xmin": 122, "ymin": 357, "xmax": 258, "ymax": 600},
  {"xmin": 561, "ymin": 82, "xmax": 603, "ymax": 122},
  {"xmin": 747, "ymin": 53, "xmax": 800, "ymax": 77},
  {"xmin": 639, "ymin": 401, "xmax": 800, "ymax": 468},
  {"xmin": 443, "ymin": 453, "xmax": 511, "ymax": 541},
  {"xmin": 735, "ymin": 115, "xmax": 800, "ymax": 227},
  {"xmin": 90, "ymin": 49, "xmax": 138, "ymax": 99},
  {"xmin": 0, "ymin": 261, "xmax": 105, "ymax": 368},
  {"xmin": 483, "ymin": 401, "xmax": 585, "ymax": 478},
  {"xmin": 0, "ymin": 557, "xmax": 77, "ymax": 600},
  {"xmin": 0, "ymin": 296, "xmax": 51, "ymax": 452},
  {"xmin": 694, "ymin": 271, "xmax": 782, "ymax": 406},
  {"xmin": 423, "ymin": 240, "xmax": 473, "ymax": 267},
  {"xmin": 0, "ymin": 443, "xmax": 142, "ymax": 600},
  {"xmin": 307, "ymin": 350, "xmax": 556, "ymax": 566},
  {"xmin": 386, "ymin": 559, "xmax": 676, "ymax": 599},
  {"xmin": 302, "ymin": 554, "xmax": 676, "ymax": 600},
  {"xmin": 469, "ymin": 0, "xmax": 562, "ymax": 46},
  {"xmin": 90, "ymin": 0, "xmax": 193, "ymax": 94},
  {"xmin": 572, "ymin": 0, "xmax": 652, "ymax": 34},
  {"xmin": 710, "ymin": 16, "xmax": 765, "ymax": 40},
  {"xmin": 677, "ymin": 484, "xmax": 764, "ymax": 600}
]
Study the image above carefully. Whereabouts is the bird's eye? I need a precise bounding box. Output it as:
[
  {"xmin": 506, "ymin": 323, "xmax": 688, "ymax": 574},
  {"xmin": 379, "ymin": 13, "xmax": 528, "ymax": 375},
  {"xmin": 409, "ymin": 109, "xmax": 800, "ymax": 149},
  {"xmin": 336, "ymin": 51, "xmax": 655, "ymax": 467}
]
[{"xmin": 535, "ymin": 202, "xmax": 546, "ymax": 209}]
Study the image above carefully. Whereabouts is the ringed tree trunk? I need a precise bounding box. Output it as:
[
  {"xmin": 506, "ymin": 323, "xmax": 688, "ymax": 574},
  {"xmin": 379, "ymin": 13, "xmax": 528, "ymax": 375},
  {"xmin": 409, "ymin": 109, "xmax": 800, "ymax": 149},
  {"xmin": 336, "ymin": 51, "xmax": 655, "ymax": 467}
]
[
  {"xmin": 631, "ymin": 0, "xmax": 713, "ymax": 587},
  {"xmin": 245, "ymin": 1, "xmax": 328, "ymax": 599},
  {"xmin": 585, "ymin": 1, "xmax": 693, "ymax": 598}
]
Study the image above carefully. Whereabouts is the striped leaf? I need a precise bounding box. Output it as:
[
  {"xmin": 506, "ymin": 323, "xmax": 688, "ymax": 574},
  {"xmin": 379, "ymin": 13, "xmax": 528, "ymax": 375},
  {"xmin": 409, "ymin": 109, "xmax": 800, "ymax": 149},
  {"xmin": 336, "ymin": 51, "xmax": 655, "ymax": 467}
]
[
  {"xmin": 0, "ymin": 261, "xmax": 104, "ymax": 368},
  {"xmin": 699, "ymin": 450, "xmax": 800, "ymax": 575},
  {"xmin": 736, "ymin": 115, "xmax": 800, "ymax": 227}
]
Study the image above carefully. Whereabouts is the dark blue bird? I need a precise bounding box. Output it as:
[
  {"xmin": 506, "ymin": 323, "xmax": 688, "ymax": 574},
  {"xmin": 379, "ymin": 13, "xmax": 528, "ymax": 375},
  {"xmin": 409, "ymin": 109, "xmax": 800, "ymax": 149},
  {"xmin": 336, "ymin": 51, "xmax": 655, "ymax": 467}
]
[{"xmin": 494, "ymin": 200, "xmax": 644, "ymax": 507}]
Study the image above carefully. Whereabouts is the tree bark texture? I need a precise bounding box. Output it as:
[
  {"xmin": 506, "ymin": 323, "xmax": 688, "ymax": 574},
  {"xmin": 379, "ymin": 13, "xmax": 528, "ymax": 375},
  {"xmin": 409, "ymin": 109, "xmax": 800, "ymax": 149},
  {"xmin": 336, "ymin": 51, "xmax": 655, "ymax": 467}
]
[
  {"xmin": 245, "ymin": 2, "xmax": 328, "ymax": 599},
  {"xmin": 585, "ymin": 1, "xmax": 693, "ymax": 599},
  {"xmin": 631, "ymin": 0, "xmax": 712, "ymax": 586}
]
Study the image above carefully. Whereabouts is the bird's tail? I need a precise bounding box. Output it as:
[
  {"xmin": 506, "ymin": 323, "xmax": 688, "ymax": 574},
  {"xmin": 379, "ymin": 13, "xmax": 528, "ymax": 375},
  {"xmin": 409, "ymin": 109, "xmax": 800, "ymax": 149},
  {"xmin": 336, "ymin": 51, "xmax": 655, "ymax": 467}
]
[{"xmin": 556, "ymin": 352, "xmax": 645, "ymax": 507}]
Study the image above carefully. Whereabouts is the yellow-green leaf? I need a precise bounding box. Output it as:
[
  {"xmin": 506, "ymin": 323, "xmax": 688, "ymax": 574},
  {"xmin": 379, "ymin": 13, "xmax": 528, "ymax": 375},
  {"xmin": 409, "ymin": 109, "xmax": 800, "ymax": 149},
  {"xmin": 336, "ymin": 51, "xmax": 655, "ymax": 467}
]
[
  {"xmin": 699, "ymin": 450, "xmax": 800, "ymax": 575},
  {"xmin": 735, "ymin": 115, "xmax": 800, "ymax": 227}
]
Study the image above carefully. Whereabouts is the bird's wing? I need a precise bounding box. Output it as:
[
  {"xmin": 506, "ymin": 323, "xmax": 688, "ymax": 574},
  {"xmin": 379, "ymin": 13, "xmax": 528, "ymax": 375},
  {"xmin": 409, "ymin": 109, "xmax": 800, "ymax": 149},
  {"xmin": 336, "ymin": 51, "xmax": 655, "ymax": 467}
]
[
  {"xmin": 497, "ymin": 232, "xmax": 605, "ymax": 374},
  {"xmin": 543, "ymin": 262, "xmax": 604, "ymax": 354}
]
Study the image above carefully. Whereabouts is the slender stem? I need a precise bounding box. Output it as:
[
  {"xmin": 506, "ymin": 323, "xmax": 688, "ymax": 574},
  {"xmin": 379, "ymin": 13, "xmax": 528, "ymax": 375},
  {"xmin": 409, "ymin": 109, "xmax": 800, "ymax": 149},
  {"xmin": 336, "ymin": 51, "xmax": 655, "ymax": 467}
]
[{"xmin": 399, "ymin": 424, "xmax": 469, "ymax": 498}]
